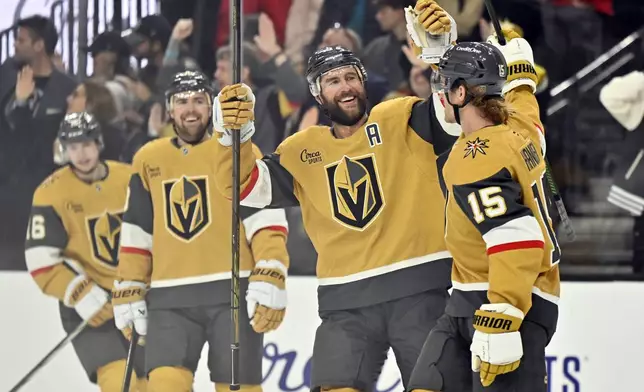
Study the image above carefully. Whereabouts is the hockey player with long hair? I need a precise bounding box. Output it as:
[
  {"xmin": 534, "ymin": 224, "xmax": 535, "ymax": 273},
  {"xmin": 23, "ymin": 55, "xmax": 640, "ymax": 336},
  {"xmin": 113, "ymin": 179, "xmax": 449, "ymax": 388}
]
[
  {"xmin": 406, "ymin": 17, "xmax": 561, "ymax": 392},
  {"xmin": 25, "ymin": 112, "xmax": 146, "ymax": 391},
  {"xmin": 111, "ymin": 70, "xmax": 289, "ymax": 392},
  {"xmin": 207, "ymin": 2, "xmax": 464, "ymax": 391}
]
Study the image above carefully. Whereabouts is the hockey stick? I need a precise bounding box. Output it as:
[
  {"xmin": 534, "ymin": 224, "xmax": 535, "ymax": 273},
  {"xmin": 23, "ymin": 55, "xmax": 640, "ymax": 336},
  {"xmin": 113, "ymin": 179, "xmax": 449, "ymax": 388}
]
[
  {"xmin": 121, "ymin": 329, "xmax": 139, "ymax": 392},
  {"xmin": 483, "ymin": 0, "xmax": 576, "ymax": 242},
  {"xmin": 9, "ymin": 319, "xmax": 89, "ymax": 392},
  {"xmin": 229, "ymin": 0, "xmax": 242, "ymax": 390}
]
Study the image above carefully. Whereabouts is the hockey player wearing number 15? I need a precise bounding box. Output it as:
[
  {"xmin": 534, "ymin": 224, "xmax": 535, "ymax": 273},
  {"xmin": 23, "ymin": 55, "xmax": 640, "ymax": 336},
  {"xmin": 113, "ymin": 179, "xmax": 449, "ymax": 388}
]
[
  {"xmin": 24, "ymin": 112, "xmax": 146, "ymax": 391},
  {"xmin": 406, "ymin": 31, "xmax": 561, "ymax": 392}
]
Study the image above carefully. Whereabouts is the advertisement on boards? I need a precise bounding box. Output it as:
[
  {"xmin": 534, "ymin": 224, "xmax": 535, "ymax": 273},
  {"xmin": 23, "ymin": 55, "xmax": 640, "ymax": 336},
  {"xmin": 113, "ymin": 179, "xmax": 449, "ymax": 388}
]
[{"xmin": 1, "ymin": 274, "xmax": 643, "ymax": 392}]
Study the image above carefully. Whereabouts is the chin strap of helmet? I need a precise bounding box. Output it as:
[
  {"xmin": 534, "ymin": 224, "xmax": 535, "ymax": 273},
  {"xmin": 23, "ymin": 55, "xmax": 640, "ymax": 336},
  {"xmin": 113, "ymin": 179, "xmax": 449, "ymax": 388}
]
[{"xmin": 445, "ymin": 79, "xmax": 474, "ymax": 125}]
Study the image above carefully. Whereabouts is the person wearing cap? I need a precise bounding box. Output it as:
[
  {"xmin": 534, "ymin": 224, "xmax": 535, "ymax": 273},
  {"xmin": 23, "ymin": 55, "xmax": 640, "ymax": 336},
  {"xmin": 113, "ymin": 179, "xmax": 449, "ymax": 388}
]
[{"xmin": 83, "ymin": 30, "xmax": 133, "ymax": 83}]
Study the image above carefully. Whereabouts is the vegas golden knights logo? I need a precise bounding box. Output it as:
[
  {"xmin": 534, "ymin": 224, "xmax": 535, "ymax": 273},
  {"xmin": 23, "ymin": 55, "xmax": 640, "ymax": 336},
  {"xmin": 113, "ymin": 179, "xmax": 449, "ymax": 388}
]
[
  {"xmin": 87, "ymin": 212, "xmax": 124, "ymax": 267},
  {"xmin": 163, "ymin": 176, "xmax": 211, "ymax": 242},
  {"xmin": 325, "ymin": 154, "xmax": 385, "ymax": 230}
]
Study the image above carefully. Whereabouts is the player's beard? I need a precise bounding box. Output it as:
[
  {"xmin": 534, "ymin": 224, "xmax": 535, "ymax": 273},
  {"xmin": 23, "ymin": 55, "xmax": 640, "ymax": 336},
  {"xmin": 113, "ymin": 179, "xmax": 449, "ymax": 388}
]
[
  {"xmin": 320, "ymin": 91, "xmax": 368, "ymax": 126},
  {"xmin": 173, "ymin": 113, "xmax": 210, "ymax": 144}
]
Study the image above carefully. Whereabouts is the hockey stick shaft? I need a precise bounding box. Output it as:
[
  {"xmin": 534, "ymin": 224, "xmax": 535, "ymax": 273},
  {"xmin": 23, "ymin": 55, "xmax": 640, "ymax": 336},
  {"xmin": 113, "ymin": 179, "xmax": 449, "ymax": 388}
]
[
  {"xmin": 121, "ymin": 329, "xmax": 139, "ymax": 392},
  {"xmin": 482, "ymin": 0, "xmax": 575, "ymax": 242},
  {"xmin": 9, "ymin": 319, "xmax": 89, "ymax": 392},
  {"xmin": 229, "ymin": 0, "xmax": 242, "ymax": 390}
]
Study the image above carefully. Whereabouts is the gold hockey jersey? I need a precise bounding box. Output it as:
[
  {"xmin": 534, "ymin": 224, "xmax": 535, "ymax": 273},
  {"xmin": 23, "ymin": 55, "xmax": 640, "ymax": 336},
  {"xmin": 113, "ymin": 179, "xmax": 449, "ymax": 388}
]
[
  {"xmin": 117, "ymin": 137, "xmax": 289, "ymax": 309},
  {"xmin": 25, "ymin": 161, "xmax": 132, "ymax": 300},
  {"xmin": 441, "ymin": 86, "xmax": 560, "ymax": 336},
  {"xmin": 213, "ymin": 94, "xmax": 460, "ymax": 311}
]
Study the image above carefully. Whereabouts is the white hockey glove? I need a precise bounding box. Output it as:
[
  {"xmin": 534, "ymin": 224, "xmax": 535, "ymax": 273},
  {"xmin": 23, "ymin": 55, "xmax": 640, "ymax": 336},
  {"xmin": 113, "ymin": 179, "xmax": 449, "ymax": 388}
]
[
  {"xmin": 64, "ymin": 275, "xmax": 112, "ymax": 327},
  {"xmin": 246, "ymin": 260, "xmax": 287, "ymax": 333},
  {"xmin": 112, "ymin": 280, "xmax": 147, "ymax": 345},
  {"xmin": 471, "ymin": 303, "xmax": 524, "ymax": 387},
  {"xmin": 212, "ymin": 83, "xmax": 256, "ymax": 147},
  {"xmin": 405, "ymin": 0, "xmax": 457, "ymax": 64},
  {"xmin": 487, "ymin": 31, "xmax": 538, "ymax": 96}
]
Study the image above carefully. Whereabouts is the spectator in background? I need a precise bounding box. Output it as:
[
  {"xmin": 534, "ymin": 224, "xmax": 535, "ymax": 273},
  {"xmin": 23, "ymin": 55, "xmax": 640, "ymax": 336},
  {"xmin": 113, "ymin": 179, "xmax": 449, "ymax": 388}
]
[
  {"xmin": 362, "ymin": 0, "xmax": 416, "ymax": 94},
  {"xmin": 600, "ymin": 70, "xmax": 644, "ymax": 274},
  {"xmin": 309, "ymin": 0, "xmax": 382, "ymax": 52},
  {"xmin": 214, "ymin": 38, "xmax": 302, "ymax": 153},
  {"xmin": 541, "ymin": 0, "xmax": 610, "ymax": 85},
  {"xmin": 284, "ymin": 0, "xmax": 324, "ymax": 72},
  {"xmin": 215, "ymin": 0, "xmax": 293, "ymax": 48},
  {"xmin": 439, "ymin": 0, "xmax": 485, "ymax": 41},
  {"xmin": 63, "ymin": 81, "xmax": 127, "ymax": 162},
  {"xmin": 0, "ymin": 15, "xmax": 77, "ymax": 271}
]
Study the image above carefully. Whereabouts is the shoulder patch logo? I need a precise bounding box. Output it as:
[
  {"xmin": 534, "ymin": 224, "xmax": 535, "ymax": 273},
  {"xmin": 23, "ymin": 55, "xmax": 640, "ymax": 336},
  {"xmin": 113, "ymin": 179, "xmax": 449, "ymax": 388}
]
[
  {"xmin": 162, "ymin": 175, "xmax": 211, "ymax": 242},
  {"xmin": 464, "ymin": 137, "xmax": 490, "ymax": 159},
  {"xmin": 325, "ymin": 154, "xmax": 385, "ymax": 231},
  {"xmin": 300, "ymin": 148, "xmax": 323, "ymax": 165},
  {"xmin": 86, "ymin": 211, "xmax": 124, "ymax": 268}
]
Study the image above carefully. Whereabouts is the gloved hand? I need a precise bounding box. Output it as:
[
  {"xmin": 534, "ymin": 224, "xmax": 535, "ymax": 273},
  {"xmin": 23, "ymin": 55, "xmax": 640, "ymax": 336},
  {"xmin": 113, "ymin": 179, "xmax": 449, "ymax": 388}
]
[
  {"xmin": 213, "ymin": 83, "xmax": 256, "ymax": 147},
  {"xmin": 246, "ymin": 260, "xmax": 287, "ymax": 333},
  {"xmin": 470, "ymin": 303, "xmax": 524, "ymax": 387},
  {"xmin": 64, "ymin": 275, "xmax": 112, "ymax": 327},
  {"xmin": 487, "ymin": 31, "xmax": 538, "ymax": 96},
  {"xmin": 112, "ymin": 280, "xmax": 147, "ymax": 345},
  {"xmin": 405, "ymin": 0, "xmax": 457, "ymax": 64}
]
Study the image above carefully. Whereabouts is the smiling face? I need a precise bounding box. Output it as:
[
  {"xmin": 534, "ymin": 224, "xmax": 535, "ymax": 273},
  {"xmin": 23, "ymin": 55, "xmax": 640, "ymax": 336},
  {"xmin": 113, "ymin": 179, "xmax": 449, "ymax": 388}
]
[
  {"xmin": 317, "ymin": 65, "xmax": 367, "ymax": 126},
  {"xmin": 168, "ymin": 91, "xmax": 211, "ymax": 143}
]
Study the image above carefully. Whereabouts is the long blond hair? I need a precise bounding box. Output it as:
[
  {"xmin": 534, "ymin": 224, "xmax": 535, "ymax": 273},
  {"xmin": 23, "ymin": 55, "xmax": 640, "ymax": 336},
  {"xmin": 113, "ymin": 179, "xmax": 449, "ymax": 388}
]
[{"xmin": 468, "ymin": 85, "xmax": 509, "ymax": 124}]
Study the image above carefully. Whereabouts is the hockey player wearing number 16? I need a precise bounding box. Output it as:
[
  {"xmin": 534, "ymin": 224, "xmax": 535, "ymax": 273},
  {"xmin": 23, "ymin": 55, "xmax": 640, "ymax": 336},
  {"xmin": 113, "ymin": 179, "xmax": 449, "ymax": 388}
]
[
  {"xmin": 24, "ymin": 112, "xmax": 146, "ymax": 391},
  {"xmin": 406, "ymin": 30, "xmax": 561, "ymax": 392}
]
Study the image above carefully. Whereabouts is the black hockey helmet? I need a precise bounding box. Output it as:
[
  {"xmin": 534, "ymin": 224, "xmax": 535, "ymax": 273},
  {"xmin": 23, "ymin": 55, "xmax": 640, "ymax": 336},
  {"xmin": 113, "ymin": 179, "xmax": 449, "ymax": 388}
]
[
  {"xmin": 434, "ymin": 42, "xmax": 507, "ymax": 97},
  {"xmin": 306, "ymin": 46, "xmax": 367, "ymax": 97},
  {"xmin": 165, "ymin": 70, "xmax": 215, "ymax": 110},
  {"xmin": 57, "ymin": 112, "xmax": 104, "ymax": 150}
]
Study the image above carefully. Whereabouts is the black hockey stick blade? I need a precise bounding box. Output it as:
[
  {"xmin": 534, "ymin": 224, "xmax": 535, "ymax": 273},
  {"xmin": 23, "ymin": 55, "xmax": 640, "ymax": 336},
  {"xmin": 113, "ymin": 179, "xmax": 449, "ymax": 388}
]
[
  {"xmin": 121, "ymin": 329, "xmax": 140, "ymax": 392},
  {"xmin": 9, "ymin": 319, "xmax": 89, "ymax": 392},
  {"xmin": 483, "ymin": 0, "xmax": 575, "ymax": 242}
]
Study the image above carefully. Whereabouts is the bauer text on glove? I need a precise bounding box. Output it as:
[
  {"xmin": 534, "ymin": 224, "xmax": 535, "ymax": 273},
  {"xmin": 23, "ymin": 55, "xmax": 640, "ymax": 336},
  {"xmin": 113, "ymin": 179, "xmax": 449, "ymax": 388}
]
[
  {"xmin": 246, "ymin": 260, "xmax": 287, "ymax": 333},
  {"xmin": 64, "ymin": 275, "xmax": 113, "ymax": 327},
  {"xmin": 470, "ymin": 303, "xmax": 524, "ymax": 387},
  {"xmin": 112, "ymin": 280, "xmax": 147, "ymax": 345}
]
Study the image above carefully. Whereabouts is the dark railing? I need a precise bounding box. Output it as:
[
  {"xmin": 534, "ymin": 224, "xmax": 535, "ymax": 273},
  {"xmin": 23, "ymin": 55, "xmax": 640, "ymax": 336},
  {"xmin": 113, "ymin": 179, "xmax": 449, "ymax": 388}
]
[{"xmin": 0, "ymin": 0, "xmax": 159, "ymax": 74}]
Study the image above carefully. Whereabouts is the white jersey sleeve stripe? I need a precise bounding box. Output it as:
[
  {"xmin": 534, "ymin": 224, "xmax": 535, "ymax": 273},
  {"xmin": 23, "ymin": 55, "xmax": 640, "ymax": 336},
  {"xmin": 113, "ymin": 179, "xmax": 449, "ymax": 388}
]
[
  {"xmin": 242, "ymin": 209, "xmax": 289, "ymax": 243},
  {"xmin": 482, "ymin": 215, "xmax": 544, "ymax": 251},
  {"xmin": 241, "ymin": 160, "xmax": 273, "ymax": 209},
  {"xmin": 25, "ymin": 246, "xmax": 63, "ymax": 272},
  {"xmin": 120, "ymin": 222, "xmax": 153, "ymax": 251}
]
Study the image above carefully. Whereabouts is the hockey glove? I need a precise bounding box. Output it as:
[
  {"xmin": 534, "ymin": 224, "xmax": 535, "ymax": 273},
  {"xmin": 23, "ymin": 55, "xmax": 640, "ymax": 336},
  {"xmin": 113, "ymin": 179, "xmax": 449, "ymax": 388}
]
[
  {"xmin": 487, "ymin": 31, "xmax": 538, "ymax": 96},
  {"xmin": 64, "ymin": 275, "xmax": 112, "ymax": 327},
  {"xmin": 405, "ymin": 0, "xmax": 456, "ymax": 64},
  {"xmin": 470, "ymin": 303, "xmax": 524, "ymax": 387},
  {"xmin": 247, "ymin": 260, "xmax": 288, "ymax": 333},
  {"xmin": 112, "ymin": 280, "xmax": 147, "ymax": 346},
  {"xmin": 213, "ymin": 83, "xmax": 256, "ymax": 147}
]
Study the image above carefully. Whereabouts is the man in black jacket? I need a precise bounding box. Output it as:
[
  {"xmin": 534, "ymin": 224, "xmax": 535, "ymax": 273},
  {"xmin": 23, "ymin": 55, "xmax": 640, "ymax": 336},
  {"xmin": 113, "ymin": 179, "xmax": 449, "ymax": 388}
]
[{"xmin": 0, "ymin": 15, "xmax": 77, "ymax": 271}]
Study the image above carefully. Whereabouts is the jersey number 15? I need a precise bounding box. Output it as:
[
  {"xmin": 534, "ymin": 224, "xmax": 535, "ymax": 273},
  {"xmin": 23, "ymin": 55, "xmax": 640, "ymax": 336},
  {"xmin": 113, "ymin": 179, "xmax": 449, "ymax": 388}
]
[{"xmin": 466, "ymin": 173, "xmax": 561, "ymax": 266}]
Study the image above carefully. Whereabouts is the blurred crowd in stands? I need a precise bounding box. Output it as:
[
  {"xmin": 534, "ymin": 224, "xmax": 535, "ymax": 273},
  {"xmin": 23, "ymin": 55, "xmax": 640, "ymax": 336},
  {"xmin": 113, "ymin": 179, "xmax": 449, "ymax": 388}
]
[{"xmin": 0, "ymin": 0, "xmax": 643, "ymax": 276}]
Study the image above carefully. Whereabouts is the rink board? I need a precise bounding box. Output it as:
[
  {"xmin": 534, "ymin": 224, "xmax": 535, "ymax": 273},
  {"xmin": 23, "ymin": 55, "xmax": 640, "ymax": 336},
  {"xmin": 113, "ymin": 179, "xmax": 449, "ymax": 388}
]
[{"xmin": 1, "ymin": 273, "xmax": 640, "ymax": 392}]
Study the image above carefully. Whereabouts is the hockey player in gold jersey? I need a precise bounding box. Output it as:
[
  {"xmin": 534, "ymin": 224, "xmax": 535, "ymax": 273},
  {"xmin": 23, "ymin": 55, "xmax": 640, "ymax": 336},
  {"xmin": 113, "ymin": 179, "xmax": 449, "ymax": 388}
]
[
  {"xmin": 24, "ymin": 112, "xmax": 146, "ymax": 391},
  {"xmin": 406, "ymin": 17, "xmax": 561, "ymax": 392},
  {"xmin": 209, "ymin": 6, "xmax": 461, "ymax": 389},
  {"xmin": 111, "ymin": 70, "xmax": 289, "ymax": 392}
]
